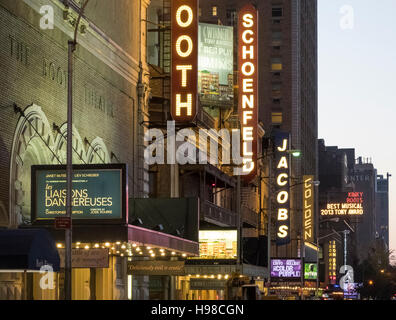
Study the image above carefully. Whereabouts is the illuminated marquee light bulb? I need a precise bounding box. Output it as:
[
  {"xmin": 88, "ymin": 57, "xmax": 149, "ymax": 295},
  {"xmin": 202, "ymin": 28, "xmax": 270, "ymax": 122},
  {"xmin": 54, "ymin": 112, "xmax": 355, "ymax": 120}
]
[
  {"xmin": 277, "ymin": 225, "xmax": 289, "ymax": 238},
  {"xmin": 243, "ymin": 141, "xmax": 253, "ymax": 157},
  {"xmin": 242, "ymin": 95, "xmax": 254, "ymax": 109},
  {"xmin": 242, "ymin": 45, "xmax": 254, "ymax": 60},
  {"xmin": 176, "ymin": 5, "xmax": 193, "ymax": 27},
  {"xmin": 176, "ymin": 94, "xmax": 193, "ymax": 116},
  {"xmin": 176, "ymin": 35, "xmax": 193, "ymax": 58},
  {"xmin": 277, "ymin": 139, "xmax": 288, "ymax": 152},
  {"xmin": 176, "ymin": 65, "xmax": 192, "ymax": 87},
  {"xmin": 277, "ymin": 173, "xmax": 288, "ymax": 186},
  {"xmin": 242, "ymin": 110, "xmax": 253, "ymax": 125},
  {"xmin": 277, "ymin": 156, "xmax": 288, "ymax": 169},
  {"xmin": 241, "ymin": 62, "xmax": 255, "ymax": 76},
  {"xmin": 242, "ymin": 30, "xmax": 254, "ymax": 44},
  {"xmin": 242, "ymin": 13, "xmax": 254, "ymax": 28},
  {"xmin": 242, "ymin": 127, "xmax": 254, "ymax": 141},
  {"xmin": 243, "ymin": 158, "xmax": 255, "ymax": 173}
]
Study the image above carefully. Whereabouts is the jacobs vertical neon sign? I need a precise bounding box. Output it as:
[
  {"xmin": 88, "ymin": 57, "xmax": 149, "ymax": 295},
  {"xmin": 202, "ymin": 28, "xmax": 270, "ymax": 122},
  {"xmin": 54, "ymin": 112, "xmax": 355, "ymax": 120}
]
[
  {"xmin": 238, "ymin": 4, "xmax": 258, "ymax": 181},
  {"xmin": 274, "ymin": 131, "xmax": 291, "ymax": 245},
  {"xmin": 171, "ymin": 0, "xmax": 198, "ymax": 122}
]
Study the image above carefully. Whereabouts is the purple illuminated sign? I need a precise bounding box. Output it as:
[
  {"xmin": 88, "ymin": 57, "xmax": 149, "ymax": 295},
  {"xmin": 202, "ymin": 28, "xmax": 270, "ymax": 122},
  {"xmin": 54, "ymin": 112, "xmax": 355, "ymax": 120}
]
[{"xmin": 271, "ymin": 259, "xmax": 301, "ymax": 278}]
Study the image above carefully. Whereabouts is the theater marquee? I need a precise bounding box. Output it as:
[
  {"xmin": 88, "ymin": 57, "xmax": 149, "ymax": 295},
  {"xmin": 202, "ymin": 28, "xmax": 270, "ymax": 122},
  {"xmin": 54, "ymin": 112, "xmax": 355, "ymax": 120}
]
[
  {"xmin": 31, "ymin": 164, "xmax": 127, "ymax": 224},
  {"xmin": 238, "ymin": 4, "xmax": 258, "ymax": 180},
  {"xmin": 171, "ymin": 0, "xmax": 198, "ymax": 122}
]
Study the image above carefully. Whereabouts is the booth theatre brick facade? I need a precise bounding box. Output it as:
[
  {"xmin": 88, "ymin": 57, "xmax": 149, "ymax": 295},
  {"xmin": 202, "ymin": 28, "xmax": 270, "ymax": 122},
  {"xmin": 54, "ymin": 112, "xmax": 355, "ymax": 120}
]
[{"xmin": 0, "ymin": 0, "xmax": 200, "ymax": 300}]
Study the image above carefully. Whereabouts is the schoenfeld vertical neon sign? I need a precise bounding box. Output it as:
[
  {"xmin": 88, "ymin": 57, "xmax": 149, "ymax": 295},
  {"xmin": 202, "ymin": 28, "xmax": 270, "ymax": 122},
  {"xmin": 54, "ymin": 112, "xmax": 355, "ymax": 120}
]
[
  {"xmin": 238, "ymin": 4, "xmax": 258, "ymax": 181},
  {"xmin": 171, "ymin": 0, "xmax": 198, "ymax": 122}
]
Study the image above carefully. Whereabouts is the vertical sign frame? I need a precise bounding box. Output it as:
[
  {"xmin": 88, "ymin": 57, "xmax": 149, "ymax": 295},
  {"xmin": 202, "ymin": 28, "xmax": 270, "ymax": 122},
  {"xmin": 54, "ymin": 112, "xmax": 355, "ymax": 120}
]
[
  {"xmin": 303, "ymin": 175, "xmax": 314, "ymax": 243},
  {"xmin": 274, "ymin": 131, "xmax": 291, "ymax": 245},
  {"xmin": 171, "ymin": 0, "xmax": 199, "ymax": 122},
  {"xmin": 328, "ymin": 240, "xmax": 337, "ymax": 284},
  {"xmin": 238, "ymin": 4, "xmax": 258, "ymax": 181}
]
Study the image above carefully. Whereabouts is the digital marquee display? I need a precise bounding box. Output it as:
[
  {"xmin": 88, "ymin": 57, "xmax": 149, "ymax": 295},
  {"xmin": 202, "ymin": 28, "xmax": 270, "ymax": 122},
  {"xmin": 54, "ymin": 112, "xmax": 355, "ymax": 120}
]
[
  {"xmin": 171, "ymin": 0, "xmax": 198, "ymax": 122},
  {"xmin": 31, "ymin": 164, "xmax": 127, "ymax": 223},
  {"xmin": 238, "ymin": 4, "xmax": 258, "ymax": 181},
  {"xmin": 274, "ymin": 131, "xmax": 291, "ymax": 245},
  {"xmin": 321, "ymin": 192, "xmax": 364, "ymax": 216},
  {"xmin": 271, "ymin": 259, "xmax": 301, "ymax": 278},
  {"xmin": 303, "ymin": 175, "xmax": 314, "ymax": 243}
]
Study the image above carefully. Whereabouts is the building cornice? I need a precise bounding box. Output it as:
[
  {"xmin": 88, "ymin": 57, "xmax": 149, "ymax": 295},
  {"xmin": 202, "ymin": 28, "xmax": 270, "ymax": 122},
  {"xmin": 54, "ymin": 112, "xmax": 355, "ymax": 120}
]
[{"xmin": 23, "ymin": 0, "xmax": 140, "ymax": 85}]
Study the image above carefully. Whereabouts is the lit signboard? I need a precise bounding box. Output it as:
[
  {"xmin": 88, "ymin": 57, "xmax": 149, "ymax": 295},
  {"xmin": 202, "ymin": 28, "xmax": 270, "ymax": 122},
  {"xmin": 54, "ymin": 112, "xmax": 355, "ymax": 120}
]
[
  {"xmin": 31, "ymin": 164, "xmax": 127, "ymax": 223},
  {"xmin": 271, "ymin": 259, "xmax": 301, "ymax": 278},
  {"xmin": 274, "ymin": 131, "xmax": 291, "ymax": 245},
  {"xmin": 328, "ymin": 240, "xmax": 337, "ymax": 283},
  {"xmin": 171, "ymin": 0, "xmax": 198, "ymax": 122},
  {"xmin": 321, "ymin": 192, "xmax": 364, "ymax": 216},
  {"xmin": 303, "ymin": 175, "xmax": 314, "ymax": 243},
  {"xmin": 238, "ymin": 4, "xmax": 258, "ymax": 181},
  {"xmin": 197, "ymin": 230, "xmax": 237, "ymax": 259},
  {"xmin": 198, "ymin": 23, "xmax": 233, "ymax": 104},
  {"xmin": 304, "ymin": 263, "xmax": 318, "ymax": 280}
]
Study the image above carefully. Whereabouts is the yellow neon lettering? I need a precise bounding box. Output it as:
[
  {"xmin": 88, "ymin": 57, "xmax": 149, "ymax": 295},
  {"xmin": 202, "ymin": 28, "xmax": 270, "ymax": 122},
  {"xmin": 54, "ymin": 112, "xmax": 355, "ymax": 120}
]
[
  {"xmin": 242, "ymin": 13, "xmax": 254, "ymax": 28},
  {"xmin": 176, "ymin": 35, "xmax": 193, "ymax": 57},
  {"xmin": 175, "ymin": 93, "xmax": 193, "ymax": 116},
  {"xmin": 242, "ymin": 79, "xmax": 253, "ymax": 92},
  {"xmin": 241, "ymin": 62, "xmax": 255, "ymax": 76},
  {"xmin": 176, "ymin": 65, "xmax": 192, "ymax": 87},
  {"xmin": 277, "ymin": 139, "xmax": 288, "ymax": 152},
  {"xmin": 277, "ymin": 156, "xmax": 288, "ymax": 169},
  {"xmin": 242, "ymin": 30, "xmax": 254, "ymax": 44},
  {"xmin": 277, "ymin": 191, "xmax": 289, "ymax": 204},
  {"xmin": 277, "ymin": 173, "xmax": 288, "ymax": 186},
  {"xmin": 176, "ymin": 5, "xmax": 193, "ymax": 27}
]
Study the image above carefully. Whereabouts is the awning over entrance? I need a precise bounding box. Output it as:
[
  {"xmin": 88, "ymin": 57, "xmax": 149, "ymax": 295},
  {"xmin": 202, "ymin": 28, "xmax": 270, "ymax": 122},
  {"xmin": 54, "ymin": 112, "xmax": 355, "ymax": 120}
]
[{"xmin": 0, "ymin": 229, "xmax": 60, "ymax": 272}]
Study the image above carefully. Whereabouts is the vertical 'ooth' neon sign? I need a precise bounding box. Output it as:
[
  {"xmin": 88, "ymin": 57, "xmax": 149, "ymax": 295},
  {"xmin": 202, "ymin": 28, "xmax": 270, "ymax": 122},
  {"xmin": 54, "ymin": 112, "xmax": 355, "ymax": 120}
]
[
  {"xmin": 275, "ymin": 131, "xmax": 291, "ymax": 245},
  {"xmin": 171, "ymin": 0, "xmax": 198, "ymax": 122},
  {"xmin": 238, "ymin": 4, "xmax": 258, "ymax": 181}
]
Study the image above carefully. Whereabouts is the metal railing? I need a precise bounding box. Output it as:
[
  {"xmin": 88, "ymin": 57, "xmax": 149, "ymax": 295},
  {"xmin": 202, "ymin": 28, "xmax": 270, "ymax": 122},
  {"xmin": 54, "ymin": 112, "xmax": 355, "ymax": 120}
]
[
  {"xmin": 241, "ymin": 205, "xmax": 258, "ymax": 228},
  {"xmin": 201, "ymin": 200, "xmax": 237, "ymax": 227}
]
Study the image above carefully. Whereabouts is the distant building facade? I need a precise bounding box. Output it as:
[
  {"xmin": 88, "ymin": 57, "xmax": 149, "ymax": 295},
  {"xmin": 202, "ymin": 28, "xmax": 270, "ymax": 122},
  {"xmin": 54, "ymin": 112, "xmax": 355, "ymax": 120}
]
[{"xmin": 376, "ymin": 174, "xmax": 390, "ymax": 249}]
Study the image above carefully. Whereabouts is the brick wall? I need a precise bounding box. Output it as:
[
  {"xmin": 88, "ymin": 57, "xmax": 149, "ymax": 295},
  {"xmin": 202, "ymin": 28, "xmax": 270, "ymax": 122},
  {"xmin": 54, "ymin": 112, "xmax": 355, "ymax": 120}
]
[{"xmin": 0, "ymin": 0, "xmax": 142, "ymax": 225}]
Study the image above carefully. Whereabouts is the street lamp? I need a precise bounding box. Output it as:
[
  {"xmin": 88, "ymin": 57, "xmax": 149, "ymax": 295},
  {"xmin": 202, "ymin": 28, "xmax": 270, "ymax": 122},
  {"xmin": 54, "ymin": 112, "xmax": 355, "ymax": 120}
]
[{"xmin": 65, "ymin": 0, "xmax": 91, "ymax": 301}]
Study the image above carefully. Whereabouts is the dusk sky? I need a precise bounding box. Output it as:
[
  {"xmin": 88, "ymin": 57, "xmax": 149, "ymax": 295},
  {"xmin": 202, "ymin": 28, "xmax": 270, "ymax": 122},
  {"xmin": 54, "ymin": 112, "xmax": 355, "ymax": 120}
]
[{"xmin": 318, "ymin": 0, "xmax": 396, "ymax": 256}]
